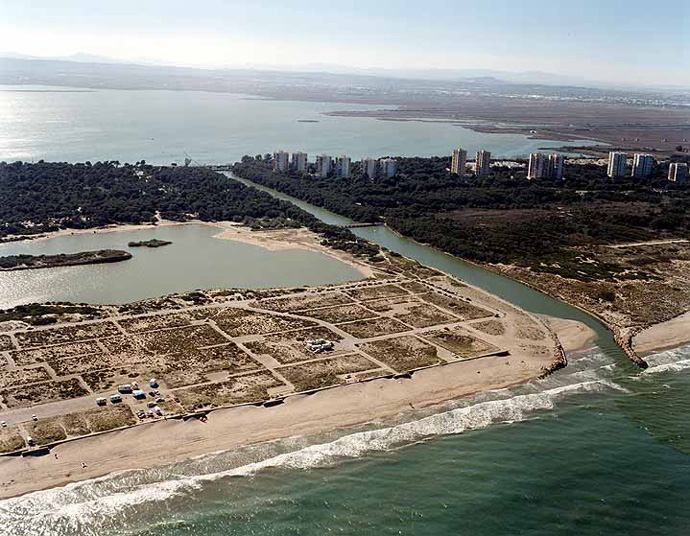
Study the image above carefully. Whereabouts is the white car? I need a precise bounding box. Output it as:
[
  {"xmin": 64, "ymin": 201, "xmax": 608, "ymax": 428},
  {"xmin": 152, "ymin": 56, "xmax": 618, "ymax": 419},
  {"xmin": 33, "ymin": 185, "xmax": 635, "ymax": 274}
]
[
  {"xmin": 31, "ymin": 414, "xmax": 37, "ymax": 421},
  {"xmin": 0, "ymin": 420, "xmax": 6, "ymax": 428}
]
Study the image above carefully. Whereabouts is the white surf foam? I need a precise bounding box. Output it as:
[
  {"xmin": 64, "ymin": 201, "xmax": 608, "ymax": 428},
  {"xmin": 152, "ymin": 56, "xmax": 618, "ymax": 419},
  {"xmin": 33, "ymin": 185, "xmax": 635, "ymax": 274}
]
[{"xmin": 0, "ymin": 378, "xmax": 622, "ymax": 533}]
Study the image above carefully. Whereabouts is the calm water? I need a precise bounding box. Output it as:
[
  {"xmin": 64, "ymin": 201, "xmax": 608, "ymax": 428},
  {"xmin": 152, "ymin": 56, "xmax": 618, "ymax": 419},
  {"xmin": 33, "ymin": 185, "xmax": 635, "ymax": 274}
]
[
  {"xmin": 0, "ymin": 224, "xmax": 363, "ymax": 308},
  {"xmin": 0, "ymin": 86, "xmax": 601, "ymax": 164},
  {"xmin": 0, "ymin": 180, "xmax": 687, "ymax": 536}
]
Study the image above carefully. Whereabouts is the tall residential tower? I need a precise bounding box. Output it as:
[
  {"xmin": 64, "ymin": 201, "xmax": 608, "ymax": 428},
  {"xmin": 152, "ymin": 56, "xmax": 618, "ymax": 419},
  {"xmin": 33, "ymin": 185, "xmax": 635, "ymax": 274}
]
[
  {"xmin": 451, "ymin": 148, "xmax": 467, "ymax": 175},
  {"xmin": 475, "ymin": 150, "xmax": 491, "ymax": 177},
  {"xmin": 607, "ymin": 152, "xmax": 627, "ymax": 178},
  {"xmin": 632, "ymin": 154, "xmax": 654, "ymax": 178}
]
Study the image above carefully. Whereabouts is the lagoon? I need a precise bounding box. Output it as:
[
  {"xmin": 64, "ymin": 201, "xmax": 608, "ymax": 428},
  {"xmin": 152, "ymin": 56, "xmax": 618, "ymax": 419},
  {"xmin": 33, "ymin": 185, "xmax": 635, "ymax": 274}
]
[
  {"xmin": 0, "ymin": 86, "xmax": 600, "ymax": 164},
  {"xmin": 0, "ymin": 224, "xmax": 363, "ymax": 309}
]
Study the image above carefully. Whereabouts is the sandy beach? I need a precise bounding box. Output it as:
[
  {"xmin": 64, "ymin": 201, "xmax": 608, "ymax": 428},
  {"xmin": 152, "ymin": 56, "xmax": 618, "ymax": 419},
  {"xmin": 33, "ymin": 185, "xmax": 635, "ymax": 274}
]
[
  {"xmin": 0, "ymin": 348, "xmax": 553, "ymax": 500},
  {"xmin": 540, "ymin": 316, "xmax": 597, "ymax": 354},
  {"xmin": 633, "ymin": 311, "xmax": 690, "ymax": 355}
]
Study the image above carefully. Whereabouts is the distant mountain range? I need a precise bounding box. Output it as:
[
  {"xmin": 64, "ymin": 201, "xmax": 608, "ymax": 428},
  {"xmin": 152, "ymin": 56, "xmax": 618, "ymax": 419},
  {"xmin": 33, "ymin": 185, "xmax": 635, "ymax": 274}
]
[
  {"xmin": 0, "ymin": 54, "xmax": 687, "ymax": 97},
  {"xmin": 2, "ymin": 52, "xmax": 688, "ymax": 92}
]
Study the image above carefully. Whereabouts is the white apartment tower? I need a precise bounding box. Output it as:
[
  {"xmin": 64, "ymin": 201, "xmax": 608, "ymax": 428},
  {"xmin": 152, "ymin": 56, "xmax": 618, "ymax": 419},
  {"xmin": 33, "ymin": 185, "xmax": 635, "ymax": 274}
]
[
  {"xmin": 291, "ymin": 152, "xmax": 308, "ymax": 173},
  {"xmin": 475, "ymin": 150, "xmax": 491, "ymax": 177},
  {"xmin": 632, "ymin": 154, "xmax": 654, "ymax": 178},
  {"xmin": 451, "ymin": 148, "xmax": 467, "ymax": 175},
  {"xmin": 335, "ymin": 155, "xmax": 351, "ymax": 178},
  {"xmin": 273, "ymin": 150, "xmax": 290, "ymax": 172},
  {"xmin": 607, "ymin": 152, "xmax": 627, "ymax": 178},
  {"xmin": 669, "ymin": 163, "xmax": 689, "ymax": 183},
  {"xmin": 315, "ymin": 154, "xmax": 332, "ymax": 178},
  {"xmin": 362, "ymin": 157, "xmax": 378, "ymax": 179},
  {"xmin": 380, "ymin": 158, "xmax": 397, "ymax": 178}
]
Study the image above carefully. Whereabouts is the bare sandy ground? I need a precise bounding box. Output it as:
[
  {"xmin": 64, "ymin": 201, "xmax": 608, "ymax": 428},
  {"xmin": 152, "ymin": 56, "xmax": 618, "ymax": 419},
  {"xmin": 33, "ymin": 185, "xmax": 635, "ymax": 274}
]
[
  {"xmin": 540, "ymin": 316, "xmax": 597, "ymax": 354},
  {"xmin": 211, "ymin": 223, "xmax": 375, "ymax": 278},
  {"xmin": 0, "ymin": 348, "xmax": 552, "ymax": 499},
  {"xmin": 633, "ymin": 311, "xmax": 690, "ymax": 355}
]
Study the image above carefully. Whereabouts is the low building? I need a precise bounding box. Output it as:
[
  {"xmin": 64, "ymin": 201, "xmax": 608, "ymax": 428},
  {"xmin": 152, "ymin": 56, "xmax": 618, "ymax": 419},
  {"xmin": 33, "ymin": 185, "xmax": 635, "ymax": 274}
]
[
  {"xmin": 315, "ymin": 154, "xmax": 332, "ymax": 178},
  {"xmin": 451, "ymin": 148, "xmax": 467, "ymax": 175},
  {"xmin": 607, "ymin": 152, "xmax": 627, "ymax": 178},
  {"xmin": 632, "ymin": 153, "xmax": 654, "ymax": 178},
  {"xmin": 669, "ymin": 162, "xmax": 689, "ymax": 182},
  {"xmin": 306, "ymin": 339, "xmax": 334, "ymax": 353},
  {"xmin": 273, "ymin": 150, "xmax": 290, "ymax": 172},
  {"xmin": 291, "ymin": 152, "xmax": 308, "ymax": 173},
  {"xmin": 380, "ymin": 158, "xmax": 397, "ymax": 178},
  {"xmin": 335, "ymin": 155, "xmax": 351, "ymax": 178}
]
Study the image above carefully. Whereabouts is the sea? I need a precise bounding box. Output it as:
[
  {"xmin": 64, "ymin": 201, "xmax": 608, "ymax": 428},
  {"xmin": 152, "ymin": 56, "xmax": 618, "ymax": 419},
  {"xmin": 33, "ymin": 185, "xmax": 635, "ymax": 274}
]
[{"xmin": 0, "ymin": 88, "xmax": 688, "ymax": 536}]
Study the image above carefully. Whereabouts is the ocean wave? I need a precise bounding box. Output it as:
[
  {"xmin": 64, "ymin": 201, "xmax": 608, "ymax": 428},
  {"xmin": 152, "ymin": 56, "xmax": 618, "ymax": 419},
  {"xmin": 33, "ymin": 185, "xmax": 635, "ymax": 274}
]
[
  {"xmin": 642, "ymin": 358, "xmax": 690, "ymax": 375},
  {"xmin": 0, "ymin": 378, "xmax": 622, "ymax": 535}
]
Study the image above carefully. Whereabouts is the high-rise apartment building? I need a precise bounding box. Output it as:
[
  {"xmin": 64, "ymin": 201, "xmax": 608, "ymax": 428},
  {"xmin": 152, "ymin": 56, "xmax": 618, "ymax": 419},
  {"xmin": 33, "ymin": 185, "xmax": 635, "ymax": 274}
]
[
  {"xmin": 632, "ymin": 154, "xmax": 654, "ymax": 178},
  {"xmin": 451, "ymin": 148, "xmax": 467, "ymax": 175},
  {"xmin": 475, "ymin": 150, "xmax": 491, "ymax": 177},
  {"xmin": 315, "ymin": 154, "xmax": 332, "ymax": 178},
  {"xmin": 550, "ymin": 154, "xmax": 565, "ymax": 180},
  {"xmin": 273, "ymin": 150, "xmax": 290, "ymax": 172},
  {"xmin": 527, "ymin": 153, "xmax": 547, "ymax": 179},
  {"xmin": 380, "ymin": 158, "xmax": 397, "ymax": 178},
  {"xmin": 527, "ymin": 153, "xmax": 564, "ymax": 180},
  {"xmin": 607, "ymin": 152, "xmax": 627, "ymax": 178},
  {"xmin": 362, "ymin": 157, "xmax": 378, "ymax": 179},
  {"xmin": 335, "ymin": 155, "xmax": 351, "ymax": 178},
  {"xmin": 669, "ymin": 162, "xmax": 689, "ymax": 183},
  {"xmin": 291, "ymin": 152, "xmax": 308, "ymax": 173}
]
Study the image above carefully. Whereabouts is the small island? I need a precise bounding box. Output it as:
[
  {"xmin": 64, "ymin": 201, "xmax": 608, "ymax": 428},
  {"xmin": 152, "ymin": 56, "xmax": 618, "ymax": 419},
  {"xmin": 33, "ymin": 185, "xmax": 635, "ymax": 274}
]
[
  {"xmin": 128, "ymin": 239, "xmax": 172, "ymax": 248},
  {"xmin": 0, "ymin": 250, "xmax": 132, "ymax": 271}
]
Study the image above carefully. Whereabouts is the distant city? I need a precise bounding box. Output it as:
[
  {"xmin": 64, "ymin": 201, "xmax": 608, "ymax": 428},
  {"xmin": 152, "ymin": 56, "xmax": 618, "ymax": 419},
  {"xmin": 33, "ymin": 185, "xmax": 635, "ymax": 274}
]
[{"xmin": 272, "ymin": 149, "xmax": 688, "ymax": 183}]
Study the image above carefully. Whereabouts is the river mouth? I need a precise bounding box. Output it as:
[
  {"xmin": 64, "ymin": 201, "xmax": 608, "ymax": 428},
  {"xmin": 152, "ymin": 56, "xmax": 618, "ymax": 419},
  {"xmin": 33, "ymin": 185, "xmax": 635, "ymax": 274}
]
[{"xmin": 0, "ymin": 223, "xmax": 365, "ymax": 309}]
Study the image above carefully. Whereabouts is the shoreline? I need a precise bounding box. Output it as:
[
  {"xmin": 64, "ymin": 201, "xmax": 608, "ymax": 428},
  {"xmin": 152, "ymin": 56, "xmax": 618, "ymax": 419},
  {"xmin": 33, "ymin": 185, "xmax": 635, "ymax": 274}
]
[{"xmin": 0, "ymin": 353, "xmax": 556, "ymax": 500}]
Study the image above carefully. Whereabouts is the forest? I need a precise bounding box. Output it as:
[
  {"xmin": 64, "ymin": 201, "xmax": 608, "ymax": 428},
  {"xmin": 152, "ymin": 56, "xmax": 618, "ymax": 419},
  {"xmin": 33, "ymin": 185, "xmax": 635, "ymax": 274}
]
[
  {"xmin": 232, "ymin": 155, "xmax": 690, "ymax": 280},
  {"xmin": 0, "ymin": 161, "xmax": 379, "ymax": 259}
]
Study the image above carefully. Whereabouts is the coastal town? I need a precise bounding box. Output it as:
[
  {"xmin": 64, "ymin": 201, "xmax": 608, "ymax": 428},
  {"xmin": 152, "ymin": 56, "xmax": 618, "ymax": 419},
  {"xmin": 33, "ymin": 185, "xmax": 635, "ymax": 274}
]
[{"xmin": 268, "ymin": 148, "xmax": 688, "ymax": 182}]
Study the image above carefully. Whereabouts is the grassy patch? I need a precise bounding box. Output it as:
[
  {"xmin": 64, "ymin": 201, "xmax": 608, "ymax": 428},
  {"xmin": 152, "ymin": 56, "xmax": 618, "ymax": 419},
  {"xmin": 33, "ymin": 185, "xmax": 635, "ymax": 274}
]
[
  {"xmin": 278, "ymin": 353, "xmax": 377, "ymax": 391},
  {"xmin": 0, "ymin": 378, "xmax": 88, "ymax": 408},
  {"xmin": 423, "ymin": 328, "xmax": 499, "ymax": 358},
  {"xmin": 0, "ymin": 426, "xmax": 25, "ymax": 453},
  {"xmin": 337, "ymin": 317, "xmax": 409, "ymax": 339},
  {"xmin": 175, "ymin": 371, "xmax": 285, "ymax": 410},
  {"xmin": 360, "ymin": 335, "xmax": 442, "ymax": 372}
]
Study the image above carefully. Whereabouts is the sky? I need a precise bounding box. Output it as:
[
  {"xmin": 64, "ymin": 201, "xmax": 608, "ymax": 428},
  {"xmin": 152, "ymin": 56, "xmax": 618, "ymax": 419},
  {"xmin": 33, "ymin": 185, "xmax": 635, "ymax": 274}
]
[{"xmin": 0, "ymin": 0, "xmax": 687, "ymax": 86}]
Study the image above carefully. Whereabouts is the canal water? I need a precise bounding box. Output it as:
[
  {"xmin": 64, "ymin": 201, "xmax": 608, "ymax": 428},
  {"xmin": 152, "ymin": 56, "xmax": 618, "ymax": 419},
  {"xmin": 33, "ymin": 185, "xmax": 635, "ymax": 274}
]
[{"xmin": 0, "ymin": 175, "xmax": 688, "ymax": 536}]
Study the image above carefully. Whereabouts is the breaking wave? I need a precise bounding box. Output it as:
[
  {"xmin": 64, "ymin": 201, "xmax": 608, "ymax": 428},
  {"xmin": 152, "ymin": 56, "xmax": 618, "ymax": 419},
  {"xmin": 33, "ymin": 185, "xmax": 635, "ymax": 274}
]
[{"xmin": 0, "ymin": 378, "xmax": 622, "ymax": 536}]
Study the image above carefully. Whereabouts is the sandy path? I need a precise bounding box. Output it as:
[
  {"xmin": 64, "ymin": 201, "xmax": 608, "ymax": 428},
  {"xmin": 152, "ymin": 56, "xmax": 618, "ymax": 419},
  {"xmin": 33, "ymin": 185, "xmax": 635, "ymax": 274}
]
[{"xmin": 0, "ymin": 349, "xmax": 551, "ymax": 499}]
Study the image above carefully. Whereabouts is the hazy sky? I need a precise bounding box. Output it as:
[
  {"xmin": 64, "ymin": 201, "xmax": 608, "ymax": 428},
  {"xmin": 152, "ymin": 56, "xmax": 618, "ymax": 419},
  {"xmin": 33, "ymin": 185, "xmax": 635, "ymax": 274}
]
[{"xmin": 0, "ymin": 0, "xmax": 687, "ymax": 85}]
